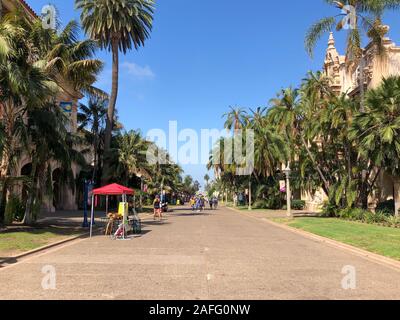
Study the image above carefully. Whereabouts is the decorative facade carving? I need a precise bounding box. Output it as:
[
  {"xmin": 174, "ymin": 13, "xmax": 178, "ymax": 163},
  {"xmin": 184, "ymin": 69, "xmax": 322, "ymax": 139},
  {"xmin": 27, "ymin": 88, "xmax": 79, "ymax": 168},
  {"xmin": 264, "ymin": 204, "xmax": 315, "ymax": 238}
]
[{"xmin": 324, "ymin": 29, "xmax": 400, "ymax": 96}]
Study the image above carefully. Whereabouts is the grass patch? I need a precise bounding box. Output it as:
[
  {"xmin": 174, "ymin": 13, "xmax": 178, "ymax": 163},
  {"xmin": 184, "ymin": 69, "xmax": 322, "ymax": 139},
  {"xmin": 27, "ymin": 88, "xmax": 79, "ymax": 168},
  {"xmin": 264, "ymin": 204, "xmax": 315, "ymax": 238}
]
[
  {"xmin": 0, "ymin": 227, "xmax": 81, "ymax": 257},
  {"xmin": 274, "ymin": 217, "xmax": 400, "ymax": 261}
]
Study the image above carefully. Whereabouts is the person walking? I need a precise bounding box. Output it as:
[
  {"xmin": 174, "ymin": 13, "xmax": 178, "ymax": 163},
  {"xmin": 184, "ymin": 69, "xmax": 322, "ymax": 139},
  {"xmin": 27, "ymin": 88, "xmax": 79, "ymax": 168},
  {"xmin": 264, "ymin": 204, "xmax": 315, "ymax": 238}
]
[
  {"xmin": 153, "ymin": 195, "xmax": 162, "ymax": 220},
  {"xmin": 190, "ymin": 197, "xmax": 196, "ymax": 211}
]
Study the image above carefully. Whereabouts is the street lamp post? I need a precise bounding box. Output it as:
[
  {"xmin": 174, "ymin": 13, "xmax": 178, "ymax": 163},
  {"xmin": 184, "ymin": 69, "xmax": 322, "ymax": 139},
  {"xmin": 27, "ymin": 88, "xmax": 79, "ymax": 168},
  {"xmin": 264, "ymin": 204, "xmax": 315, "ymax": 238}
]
[
  {"xmin": 139, "ymin": 175, "xmax": 144, "ymax": 211},
  {"xmin": 82, "ymin": 180, "xmax": 89, "ymax": 228},
  {"xmin": 248, "ymin": 179, "xmax": 252, "ymax": 211},
  {"xmin": 283, "ymin": 165, "xmax": 292, "ymax": 219}
]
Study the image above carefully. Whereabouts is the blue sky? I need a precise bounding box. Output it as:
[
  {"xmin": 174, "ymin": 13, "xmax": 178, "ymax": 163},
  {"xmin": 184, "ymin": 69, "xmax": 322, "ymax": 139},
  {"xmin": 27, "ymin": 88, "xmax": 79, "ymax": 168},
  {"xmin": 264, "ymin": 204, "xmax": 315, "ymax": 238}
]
[{"xmin": 30, "ymin": 0, "xmax": 400, "ymax": 186}]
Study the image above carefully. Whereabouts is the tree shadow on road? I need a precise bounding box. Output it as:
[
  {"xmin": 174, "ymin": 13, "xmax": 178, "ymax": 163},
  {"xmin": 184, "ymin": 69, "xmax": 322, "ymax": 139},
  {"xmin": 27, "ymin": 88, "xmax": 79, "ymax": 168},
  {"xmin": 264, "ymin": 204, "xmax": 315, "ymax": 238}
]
[
  {"xmin": 0, "ymin": 256, "xmax": 17, "ymax": 267},
  {"xmin": 169, "ymin": 211, "xmax": 215, "ymax": 217},
  {"xmin": 142, "ymin": 221, "xmax": 172, "ymax": 227}
]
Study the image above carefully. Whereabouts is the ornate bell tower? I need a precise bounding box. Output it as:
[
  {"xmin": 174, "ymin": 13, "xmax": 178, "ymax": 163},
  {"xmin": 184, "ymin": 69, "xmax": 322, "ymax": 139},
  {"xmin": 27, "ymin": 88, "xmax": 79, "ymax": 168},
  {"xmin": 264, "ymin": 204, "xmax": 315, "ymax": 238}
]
[{"xmin": 324, "ymin": 32, "xmax": 343, "ymax": 95}]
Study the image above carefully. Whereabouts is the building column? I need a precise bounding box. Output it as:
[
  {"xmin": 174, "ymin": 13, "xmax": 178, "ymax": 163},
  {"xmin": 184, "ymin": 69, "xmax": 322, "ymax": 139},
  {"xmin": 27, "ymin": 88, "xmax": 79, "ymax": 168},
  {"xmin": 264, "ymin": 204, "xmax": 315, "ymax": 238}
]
[{"xmin": 394, "ymin": 178, "xmax": 400, "ymax": 217}]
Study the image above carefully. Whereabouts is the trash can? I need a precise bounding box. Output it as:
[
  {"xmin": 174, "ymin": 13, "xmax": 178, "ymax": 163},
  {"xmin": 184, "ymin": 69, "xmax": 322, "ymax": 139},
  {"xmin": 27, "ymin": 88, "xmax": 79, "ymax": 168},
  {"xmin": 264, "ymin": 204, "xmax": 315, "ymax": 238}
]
[{"xmin": 132, "ymin": 214, "xmax": 142, "ymax": 235}]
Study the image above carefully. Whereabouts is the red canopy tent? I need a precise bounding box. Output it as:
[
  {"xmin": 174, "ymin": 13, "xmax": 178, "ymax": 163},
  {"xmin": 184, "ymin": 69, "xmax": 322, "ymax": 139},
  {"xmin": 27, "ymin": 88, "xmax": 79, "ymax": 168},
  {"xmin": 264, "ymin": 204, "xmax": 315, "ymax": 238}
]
[
  {"xmin": 89, "ymin": 184, "xmax": 135, "ymax": 238},
  {"xmin": 92, "ymin": 183, "xmax": 134, "ymax": 196}
]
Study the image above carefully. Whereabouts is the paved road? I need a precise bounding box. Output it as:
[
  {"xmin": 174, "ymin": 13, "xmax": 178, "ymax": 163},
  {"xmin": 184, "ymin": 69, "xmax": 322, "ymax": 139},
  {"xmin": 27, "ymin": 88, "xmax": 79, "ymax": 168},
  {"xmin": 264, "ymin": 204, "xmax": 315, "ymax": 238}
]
[{"xmin": 1, "ymin": 206, "xmax": 400, "ymax": 300}]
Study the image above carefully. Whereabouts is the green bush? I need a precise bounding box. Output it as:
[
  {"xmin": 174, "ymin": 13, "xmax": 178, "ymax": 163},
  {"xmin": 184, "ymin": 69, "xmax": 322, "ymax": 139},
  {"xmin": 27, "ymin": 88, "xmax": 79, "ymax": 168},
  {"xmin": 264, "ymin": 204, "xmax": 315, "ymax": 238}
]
[
  {"xmin": 385, "ymin": 216, "xmax": 400, "ymax": 228},
  {"xmin": 362, "ymin": 211, "xmax": 386, "ymax": 224},
  {"xmin": 376, "ymin": 200, "xmax": 395, "ymax": 216},
  {"xmin": 265, "ymin": 197, "xmax": 282, "ymax": 210},
  {"xmin": 253, "ymin": 198, "xmax": 283, "ymax": 210},
  {"xmin": 337, "ymin": 208, "xmax": 388, "ymax": 224},
  {"xmin": 4, "ymin": 196, "xmax": 25, "ymax": 225},
  {"xmin": 338, "ymin": 208, "xmax": 367, "ymax": 221},
  {"xmin": 291, "ymin": 200, "xmax": 306, "ymax": 210},
  {"xmin": 320, "ymin": 202, "xmax": 339, "ymax": 217},
  {"xmin": 253, "ymin": 199, "xmax": 268, "ymax": 209}
]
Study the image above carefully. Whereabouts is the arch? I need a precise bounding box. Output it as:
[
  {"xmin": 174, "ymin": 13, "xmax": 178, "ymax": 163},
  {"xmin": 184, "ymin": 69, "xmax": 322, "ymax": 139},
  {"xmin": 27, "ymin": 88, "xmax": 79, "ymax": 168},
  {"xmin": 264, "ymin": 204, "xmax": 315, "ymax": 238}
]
[{"xmin": 21, "ymin": 163, "xmax": 32, "ymax": 176}]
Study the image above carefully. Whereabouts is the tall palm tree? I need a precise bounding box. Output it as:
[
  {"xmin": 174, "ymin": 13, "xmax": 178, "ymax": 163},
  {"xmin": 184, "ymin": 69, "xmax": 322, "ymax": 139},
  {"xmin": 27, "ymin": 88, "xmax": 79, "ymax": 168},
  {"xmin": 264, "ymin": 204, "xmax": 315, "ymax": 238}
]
[
  {"xmin": 349, "ymin": 76, "xmax": 400, "ymax": 210},
  {"xmin": 0, "ymin": 16, "xmax": 58, "ymax": 220},
  {"xmin": 0, "ymin": 10, "xmax": 105, "ymax": 223},
  {"xmin": 305, "ymin": 0, "xmax": 400, "ymax": 61},
  {"xmin": 22, "ymin": 102, "xmax": 86, "ymax": 224},
  {"xmin": 222, "ymin": 106, "xmax": 248, "ymax": 132},
  {"xmin": 268, "ymin": 86, "xmax": 331, "ymax": 195},
  {"xmin": 313, "ymin": 93, "xmax": 359, "ymax": 207},
  {"xmin": 76, "ymin": 0, "xmax": 155, "ymax": 183},
  {"xmin": 78, "ymin": 97, "xmax": 108, "ymax": 181},
  {"xmin": 118, "ymin": 130, "xmax": 149, "ymax": 184},
  {"xmin": 204, "ymin": 174, "xmax": 210, "ymax": 187},
  {"xmin": 248, "ymin": 109, "xmax": 288, "ymax": 178}
]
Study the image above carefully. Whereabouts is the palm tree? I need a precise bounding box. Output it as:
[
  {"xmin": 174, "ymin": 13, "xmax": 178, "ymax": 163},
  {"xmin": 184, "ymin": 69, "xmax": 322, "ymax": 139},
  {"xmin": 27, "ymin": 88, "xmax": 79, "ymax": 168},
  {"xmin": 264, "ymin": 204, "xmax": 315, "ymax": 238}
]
[
  {"xmin": 23, "ymin": 102, "xmax": 86, "ymax": 224},
  {"xmin": 0, "ymin": 9, "xmax": 105, "ymax": 224},
  {"xmin": 310, "ymin": 92, "xmax": 359, "ymax": 208},
  {"xmin": 268, "ymin": 86, "xmax": 331, "ymax": 195},
  {"xmin": 222, "ymin": 106, "xmax": 248, "ymax": 132},
  {"xmin": 306, "ymin": 0, "xmax": 400, "ymax": 112},
  {"xmin": 78, "ymin": 97, "xmax": 108, "ymax": 182},
  {"xmin": 250, "ymin": 115, "xmax": 288, "ymax": 178},
  {"xmin": 117, "ymin": 130, "xmax": 149, "ymax": 184},
  {"xmin": 305, "ymin": 0, "xmax": 400, "ymax": 60},
  {"xmin": 349, "ymin": 76, "xmax": 400, "ymax": 210},
  {"xmin": 204, "ymin": 174, "xmax": 210, "ymax": 187},
  {"xmin": 76, "ymin": 0, "xmax": 155, "ymax": 183},
  {"xmin": 0, "ymin": 16, "xmax": 58, "ymax": 220}
]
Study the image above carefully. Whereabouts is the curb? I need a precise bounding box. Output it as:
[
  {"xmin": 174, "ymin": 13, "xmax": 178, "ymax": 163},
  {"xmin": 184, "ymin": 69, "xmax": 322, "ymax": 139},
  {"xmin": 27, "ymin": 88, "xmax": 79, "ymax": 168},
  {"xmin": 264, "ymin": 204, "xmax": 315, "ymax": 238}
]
[{"xmin": 226, "ymin": 206, "xmax": 400, "ymax": 272}]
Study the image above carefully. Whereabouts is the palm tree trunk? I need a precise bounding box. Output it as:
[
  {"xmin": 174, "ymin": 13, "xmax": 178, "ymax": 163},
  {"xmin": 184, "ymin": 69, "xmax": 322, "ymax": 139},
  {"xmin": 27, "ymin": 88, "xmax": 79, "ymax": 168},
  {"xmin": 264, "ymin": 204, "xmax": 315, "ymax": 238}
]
[
  {"xmin": 0, "ymin": 150, "xmax": 11, "ymax": 222},
  {"xmin": 0, "ymin": 152, "xmax": 10, "ymax": 181},
  {"xmin": 300, "ymin": 135, "xmax": 330, "ymax": 195},
  {"xmin": 92, "ymin": 136, "xmax": 98, "ymax": 182},
  {"xmin": 22, "ymin": 159, "xmax": 38, "ymax": 225},
  {"xmin": 103, "ymin": 38, "xmax": 120, "ymax": 184},
  {"xmin": 359, "ymin": 52, "xmax": 365, "ymax": 112},
  {"xmin": 0, "ymin": 180, "xmax": 7, "ymax": 225},
  {"xmin": 359, "ymin": 166, "xmax": 372, "ymax": 210}
]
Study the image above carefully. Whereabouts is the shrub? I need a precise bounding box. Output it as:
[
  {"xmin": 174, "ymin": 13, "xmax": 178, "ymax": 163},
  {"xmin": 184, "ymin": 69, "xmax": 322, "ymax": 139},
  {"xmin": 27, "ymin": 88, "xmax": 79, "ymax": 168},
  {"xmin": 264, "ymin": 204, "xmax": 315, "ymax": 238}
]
[
  {"xmin": 320, "ymin": 202, "xmax": 339, "ymax": 217},
  {"xmin": 362, "ymin": 211, "xmax": 387, "ymax": 224},
  {"xmin": 4, "ymin": 196, "xmax": 25, "ymax": 225},
  {"xmin": 291, "ymin": 200, "xmax": 306, "ymax": 210},
  {"xmin": 253, "ymin": 199, "xmax": 268, "ymax": 209},
  {"xmin": 265, "ymin": 197, "xmax": 282, "ymax": 210},
  {"xmin": 337, "ymin": 208, "xmax": 367, "ymax": 221},
  {"xmin": 376, "ymin": 200, "xmax": 395, "ymax": 216},
  {"xmin": 385, "ymin": 216, "xmax": 400, "ymax": 228},
  {"xmin": 337, "ymin": 208, "xmax": 390, "ymax": 224}
]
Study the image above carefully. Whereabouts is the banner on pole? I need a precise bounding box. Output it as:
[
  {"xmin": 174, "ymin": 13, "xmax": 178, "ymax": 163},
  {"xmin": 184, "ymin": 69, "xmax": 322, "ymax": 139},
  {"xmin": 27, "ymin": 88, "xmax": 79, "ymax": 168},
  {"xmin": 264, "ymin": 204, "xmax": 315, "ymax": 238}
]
[{"xmin": 279, "ymin": 180, "xmax": 286, "ymax": 193}]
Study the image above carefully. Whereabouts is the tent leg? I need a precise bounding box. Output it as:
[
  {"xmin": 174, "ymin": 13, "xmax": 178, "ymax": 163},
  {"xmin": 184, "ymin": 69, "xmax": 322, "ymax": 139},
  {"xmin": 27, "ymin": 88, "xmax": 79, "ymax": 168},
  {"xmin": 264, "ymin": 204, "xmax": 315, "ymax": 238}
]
[
  {"xmin": 123, "ymin": 194, "xmax": 126, "ymax": 240},
  {"xmin": 90, "ymin": 195, "xmax": 95, "ymax": 238}
]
